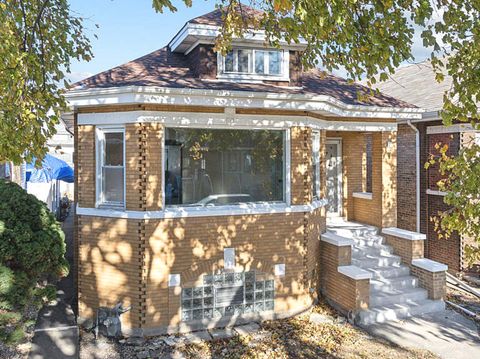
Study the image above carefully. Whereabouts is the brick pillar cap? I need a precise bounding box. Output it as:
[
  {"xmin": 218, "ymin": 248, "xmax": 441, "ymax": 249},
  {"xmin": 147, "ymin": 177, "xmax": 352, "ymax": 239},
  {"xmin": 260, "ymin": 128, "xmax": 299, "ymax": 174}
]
[
  {"xmin": 412, "ymin": 258, "xmax": 448, "ymax": 272},
  {"xmin": 382, "ymin": 227, "xmax": 426, "ymax": 240}
]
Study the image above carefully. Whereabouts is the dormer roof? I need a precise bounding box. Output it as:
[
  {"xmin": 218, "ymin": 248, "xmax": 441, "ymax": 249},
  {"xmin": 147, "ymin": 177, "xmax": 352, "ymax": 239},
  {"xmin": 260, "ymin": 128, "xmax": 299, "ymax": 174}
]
[
  {"xmin": 168, "ymin": 5, "xmax": 307, "ymax": 53},
  {"xmin": 189, "ymin": 6, "xmax": 263, "ymax": 26}
]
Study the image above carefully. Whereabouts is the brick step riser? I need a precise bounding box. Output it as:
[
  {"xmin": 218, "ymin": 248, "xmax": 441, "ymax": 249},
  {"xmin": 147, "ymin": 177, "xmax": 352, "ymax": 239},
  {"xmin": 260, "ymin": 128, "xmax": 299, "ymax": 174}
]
[
  {"xmin": 356, "ymin": 301, "xmax": 445, "ymax": 326},
  {"xmin": 370, "ymin": 291, "xmax": 428, "ymax": 307},
  {"xmin": 370, "ymin": 278, "xmax": 419, "ymax": 292}
]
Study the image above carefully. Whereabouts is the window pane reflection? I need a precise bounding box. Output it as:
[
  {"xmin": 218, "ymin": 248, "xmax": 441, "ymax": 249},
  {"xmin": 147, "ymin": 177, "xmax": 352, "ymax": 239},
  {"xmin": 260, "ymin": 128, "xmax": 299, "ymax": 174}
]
[{"xmin": 165, "ymin": 128, "xmax": 284, "ymax": 206}]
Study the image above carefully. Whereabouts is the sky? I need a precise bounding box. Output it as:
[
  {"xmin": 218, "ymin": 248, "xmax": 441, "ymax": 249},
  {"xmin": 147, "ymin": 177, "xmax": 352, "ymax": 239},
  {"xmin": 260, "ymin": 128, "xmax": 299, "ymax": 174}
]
[{"xmin": 68, "ymin": 0, "xmax": 433, "ymax": 83}]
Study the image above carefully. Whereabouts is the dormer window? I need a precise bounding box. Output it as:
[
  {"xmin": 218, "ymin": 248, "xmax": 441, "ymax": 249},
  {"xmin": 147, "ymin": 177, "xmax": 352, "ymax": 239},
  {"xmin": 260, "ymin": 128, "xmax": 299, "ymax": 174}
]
[{"xmin": 218, "ymin": 48, "xmax": 289, "ymax": 82}]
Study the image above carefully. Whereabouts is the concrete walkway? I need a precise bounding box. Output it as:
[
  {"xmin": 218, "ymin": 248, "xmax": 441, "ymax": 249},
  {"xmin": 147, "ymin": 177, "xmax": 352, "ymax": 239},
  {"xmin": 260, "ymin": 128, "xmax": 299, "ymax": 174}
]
[
  {"xmin": 364, "ymin": 309, "xmax": 480, "ymax": 359},
  {"xmin": 29, "ymin": 208, "xmax": 79, "ymax": 359}
]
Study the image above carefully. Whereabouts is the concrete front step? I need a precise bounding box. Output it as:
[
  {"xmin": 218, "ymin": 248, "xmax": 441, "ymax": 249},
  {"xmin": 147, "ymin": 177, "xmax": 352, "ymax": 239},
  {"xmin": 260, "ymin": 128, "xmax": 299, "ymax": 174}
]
[
  {"xmin": 352, "ymin": 254, "xmax": 402, "ymax": 268},
  {"xmin": 356, "ymin": 299, "xmax": 446, "ymax": 326},
  {"xmin": 366, "ymin": 265, "xmax": 411, "ymax": 279},
  {"xmin": 327, "ymin": 220, "xmax": 445, "ymax": 327},
  {"xmin": 370, "ymin": 287, "xmax": 428, "ymax": 307},
  {"xmin": 370, "ymin": 276, "xmax": 419, "ymax": 292},
  {"xmin": 353, "ymin": 236, "xmax": 385, "ymax": 247},
  {"xmin": 352, "ymin": 244, "xmax": 393, "ymax": 257},
  {"xmin": 327, "ymin": 226, "xmax": 379, "ymax": 239}
]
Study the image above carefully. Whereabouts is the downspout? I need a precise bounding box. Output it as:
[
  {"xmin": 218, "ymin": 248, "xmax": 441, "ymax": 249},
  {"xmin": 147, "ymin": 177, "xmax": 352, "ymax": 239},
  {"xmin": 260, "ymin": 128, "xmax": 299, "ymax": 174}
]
[{"xmin": 407, "ymin": 120, "xmax": 421, "ymax": 232}]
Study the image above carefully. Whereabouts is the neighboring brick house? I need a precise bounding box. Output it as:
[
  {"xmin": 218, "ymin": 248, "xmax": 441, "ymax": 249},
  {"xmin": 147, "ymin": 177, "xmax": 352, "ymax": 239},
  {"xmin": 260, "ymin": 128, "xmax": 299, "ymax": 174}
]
[
  {"xmin": 66, "ymin": 7, "xmax": 438, "ymax": 335},
  {"xmin": 374, "ymin": 60, "xmax": 480, "ymax": 274}
]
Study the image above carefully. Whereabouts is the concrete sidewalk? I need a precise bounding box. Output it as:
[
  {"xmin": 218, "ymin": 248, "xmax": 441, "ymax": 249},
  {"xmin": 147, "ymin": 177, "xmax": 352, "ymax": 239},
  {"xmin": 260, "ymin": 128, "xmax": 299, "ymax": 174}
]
[
  {"xmin": 363, "ymin": 309, "xmax": 480, "ymax": 359},
  {"xmin": 29, "ymin": 208, "xmax": 78, "ymax": 359}
]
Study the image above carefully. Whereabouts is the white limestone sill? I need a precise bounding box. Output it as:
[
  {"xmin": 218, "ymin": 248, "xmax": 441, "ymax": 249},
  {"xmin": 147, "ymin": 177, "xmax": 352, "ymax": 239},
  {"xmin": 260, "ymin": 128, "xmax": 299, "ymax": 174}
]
[
  {"xmin": 77, "ymin": 198, "xmax": 328, "ymax": 219},
  {"xmin": 382, "ymin": 227, "xmax": 426, "ymax": 241},
  {"xmin": 352, "ymin": 192, "xmax": 373, "ymax": 200}
]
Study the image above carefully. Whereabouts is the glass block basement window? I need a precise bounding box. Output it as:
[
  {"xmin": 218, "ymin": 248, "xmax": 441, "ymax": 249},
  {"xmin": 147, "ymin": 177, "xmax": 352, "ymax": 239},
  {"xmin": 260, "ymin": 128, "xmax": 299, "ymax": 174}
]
[{"xmin": 181, "ymin": 271, "xmax": 275, "ymax": 321}]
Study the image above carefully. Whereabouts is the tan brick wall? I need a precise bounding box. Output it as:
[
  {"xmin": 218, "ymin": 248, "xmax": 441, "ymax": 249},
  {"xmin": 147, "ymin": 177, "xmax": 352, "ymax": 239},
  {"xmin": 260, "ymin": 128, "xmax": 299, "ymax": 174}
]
[
  {"xmin": 125, "ymin": 124, "xmax": 145, "ymax": 210},
  {"xmin": 326, "ymin": 131, "xmax": 397, "ymax": 228},
  {"xmin": 291, "ymin": 126, "xmax": 313, "ymax": 205},
  {"xmin": 145, "ymin": 123, "xmax": 163, "ymax": 210},
  {"xmin": 351, "ymin": 132, "xmax": 379, "ymax": 224},
  {"xmin": 125, "ymin": 123, "xmax": 164, "ymax": 211},
  {"xmin": 77, "ymin": 210, "xmax": 326, "ymax": 331},
  {"xmin": 143, "ymin": 212, "xmax": 317, "ymax": 329},
  {"xmin": 384, "ymin": 234, "xmax": 424, "ymax": 265},
  {"xmin": 319, "ymin": 242, "xmax": 369, "ymax": 311},
  {"xmin": 77, "ymin": 125, "xmax": 96, "ymax": 207},
  {"xmin": 77, "ymin": 216, "xmax": 144, "ymax": 329},
  {"xmin": 411, "ymin": 266, "xmax": 446, "ymax": 300},
  {"xmin": 381, "ymin": 131, "xmax": 397, "ymax": 227},
  {"xmin": 306, "ymin": 207, "xmax": 326, "ymax": 297}
]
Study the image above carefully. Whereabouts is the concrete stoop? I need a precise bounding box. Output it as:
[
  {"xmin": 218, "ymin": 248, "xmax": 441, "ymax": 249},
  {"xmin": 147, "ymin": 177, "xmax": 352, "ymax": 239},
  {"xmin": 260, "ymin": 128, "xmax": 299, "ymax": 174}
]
[{"xmin": 327, "ymin": 222, "xmax": 445, "ymax": 326}]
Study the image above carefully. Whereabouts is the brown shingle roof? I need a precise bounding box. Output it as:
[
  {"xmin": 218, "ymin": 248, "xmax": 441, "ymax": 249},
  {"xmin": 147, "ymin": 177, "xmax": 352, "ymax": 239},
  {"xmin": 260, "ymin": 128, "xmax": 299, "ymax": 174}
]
[
  {"xmin": 71, "ymin": 47, "xmax": 413, "ymax": 108},
  {"xmin": 189, "ymin": 5, "xmax": 264, "ymax": 26}
]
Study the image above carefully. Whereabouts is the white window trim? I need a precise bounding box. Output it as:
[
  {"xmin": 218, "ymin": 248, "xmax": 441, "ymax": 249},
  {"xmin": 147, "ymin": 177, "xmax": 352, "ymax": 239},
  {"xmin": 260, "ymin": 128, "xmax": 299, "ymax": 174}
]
[
  {"xmin": 312, "ymin": 130, "xmax": 321, "ymax": 200},
  {"xmin": 326, "ymin": 138, "xmax": 343, "ymax": 217},
  {"xmin": 95, "ymin": 126, "xmax": 126, "ymax": 209},
  {"xmin": 352, "ymin": 191, "xmax": 373, "ymax": 200},
  {"xmin": 426, "ymin": 189, "xmax": 447, "ymax": 196},
  {"xmin": 217, "ymin": 48, "xmax": 290, "ymax": 82},
  {"xmin": 162, "ymin": 126, "xmax": 290, "ymax": 209}
]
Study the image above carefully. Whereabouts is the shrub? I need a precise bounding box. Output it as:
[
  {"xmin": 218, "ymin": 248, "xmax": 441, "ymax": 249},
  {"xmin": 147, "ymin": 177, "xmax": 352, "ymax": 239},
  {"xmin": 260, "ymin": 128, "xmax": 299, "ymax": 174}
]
[
  {"xmin": 34, "ymin": 284, "xmax": 58, "ymax": 304},
  {"xmin": 0, "ymin": 180, "xmax": 68, "ymax": 279},
  {"xmin": 0, "ymin": 325, "xmax": 25, "ymax": 345},
  {"xmin": 0, "ymin": 311, "xmax": 22, "ymax": 326},
  {"xmin": 0, "ymin": 265, "xmax": 34, "ymax": 310}
]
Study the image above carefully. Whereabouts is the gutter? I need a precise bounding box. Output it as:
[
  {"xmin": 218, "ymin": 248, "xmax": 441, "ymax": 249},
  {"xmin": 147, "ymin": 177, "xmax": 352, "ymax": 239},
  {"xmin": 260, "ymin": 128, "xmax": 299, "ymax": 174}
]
[{"xmin": 407, "ymin": 120, "xmax": 421, "ymax": 232}]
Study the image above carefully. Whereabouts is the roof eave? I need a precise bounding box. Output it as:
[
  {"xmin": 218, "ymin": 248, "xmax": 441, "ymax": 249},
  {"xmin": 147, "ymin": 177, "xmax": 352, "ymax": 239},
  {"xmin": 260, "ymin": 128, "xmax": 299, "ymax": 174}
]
[{"xmin": 66, "ymin": 85, "xmax": 423, "ymax": 120}]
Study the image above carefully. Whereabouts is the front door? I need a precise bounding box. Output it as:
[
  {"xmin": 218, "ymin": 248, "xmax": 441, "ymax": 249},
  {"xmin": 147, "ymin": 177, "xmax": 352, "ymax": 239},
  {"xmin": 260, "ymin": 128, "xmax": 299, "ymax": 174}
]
[{"xmin": 326, "ymin": 139, "xmax": 343, "ymax": 217}]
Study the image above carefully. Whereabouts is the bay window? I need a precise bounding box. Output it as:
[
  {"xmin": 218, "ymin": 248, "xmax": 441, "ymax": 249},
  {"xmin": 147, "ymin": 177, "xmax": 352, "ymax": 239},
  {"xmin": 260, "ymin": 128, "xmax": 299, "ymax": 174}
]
[
  {"xmin": 219, "ymin": 48, "xmax": 287, "ymax": 78},
  {"xmin": 96, "ymin": 127, "xmax": 125, "ymax": 207},
  {"xmin": 165, "ymin": 128, "xmax": 285, "ymax": 206}
]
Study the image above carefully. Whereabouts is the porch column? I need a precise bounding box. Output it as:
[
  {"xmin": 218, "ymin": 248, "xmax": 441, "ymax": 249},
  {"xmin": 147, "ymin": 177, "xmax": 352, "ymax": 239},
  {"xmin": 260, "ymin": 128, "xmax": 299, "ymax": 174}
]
[{"xmin": 290, "ymin": 126, "xmax": 313, "ymax": 205}]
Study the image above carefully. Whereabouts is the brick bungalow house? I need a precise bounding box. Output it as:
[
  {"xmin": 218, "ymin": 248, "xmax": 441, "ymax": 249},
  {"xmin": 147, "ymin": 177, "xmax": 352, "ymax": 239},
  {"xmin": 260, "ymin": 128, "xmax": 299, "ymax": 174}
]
[
  {"xmin": 66, "ymin": 7, "xmax": 447, "ymax": 336},
  {"xmin": 373, "ymin": 60, "xmax": 480, "ymax": 274}
]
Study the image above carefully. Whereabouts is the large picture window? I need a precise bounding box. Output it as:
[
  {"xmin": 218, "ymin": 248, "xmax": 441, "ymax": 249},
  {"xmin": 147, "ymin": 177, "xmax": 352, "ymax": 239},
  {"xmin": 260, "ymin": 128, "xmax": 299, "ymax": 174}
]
[
  {"xmin": 96, "ymin": 127, "xmax": 125, "ymax": 207},
  {"xmin": 165, "ymin": 128, "xmax": 285, "ymax": 206},
  {"xmin": 221, "ymin": 48, "xmax": 285, "ymax": 77}
]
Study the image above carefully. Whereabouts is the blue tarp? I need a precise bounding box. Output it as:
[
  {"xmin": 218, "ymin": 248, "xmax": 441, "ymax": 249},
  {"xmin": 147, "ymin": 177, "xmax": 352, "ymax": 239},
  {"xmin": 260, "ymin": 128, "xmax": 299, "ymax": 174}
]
[{"xmin": 26, "ymin": 154, "xmax": 74, "ymax": 183}]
